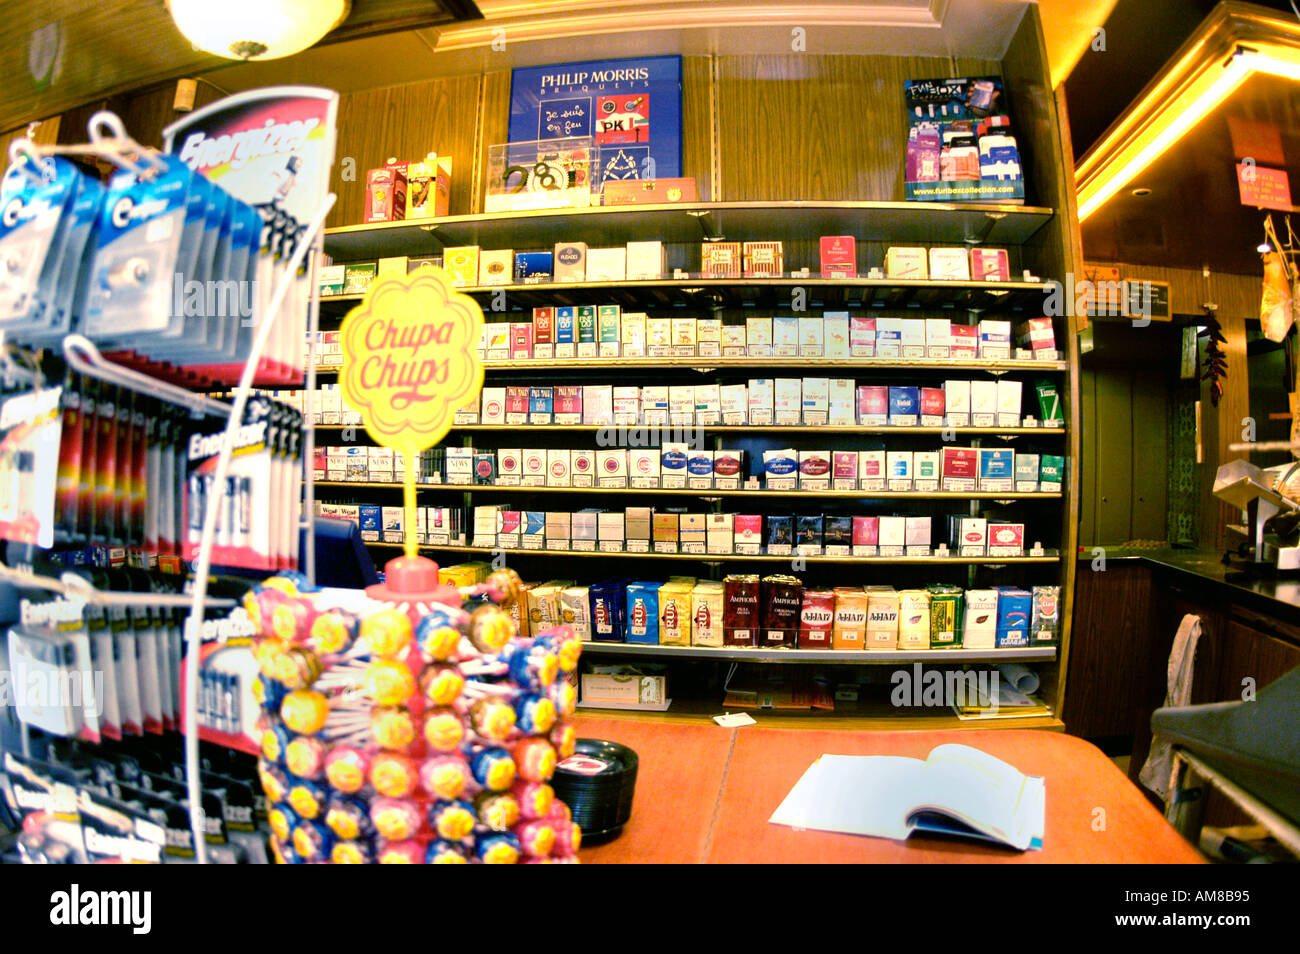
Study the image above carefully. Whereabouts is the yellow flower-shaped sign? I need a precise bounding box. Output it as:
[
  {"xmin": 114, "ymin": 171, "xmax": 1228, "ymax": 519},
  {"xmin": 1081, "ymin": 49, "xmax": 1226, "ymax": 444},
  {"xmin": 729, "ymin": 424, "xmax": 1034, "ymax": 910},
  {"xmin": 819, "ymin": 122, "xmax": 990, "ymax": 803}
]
[
  {"xmin": 340, "ymin": 269, "xmax": 484, "ymax": 456},
  {"xmin": 339, "ymin": 268, "xmax": 484, "ymax": 558}
]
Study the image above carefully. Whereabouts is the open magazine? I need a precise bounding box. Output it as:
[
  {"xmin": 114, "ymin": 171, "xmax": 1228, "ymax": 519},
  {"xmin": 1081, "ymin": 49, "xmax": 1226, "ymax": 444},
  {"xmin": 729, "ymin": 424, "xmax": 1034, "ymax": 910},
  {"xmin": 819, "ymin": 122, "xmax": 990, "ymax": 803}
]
[{"xmin": 769, "ymin": 744, "xmax": 1045, "ymax": 851}]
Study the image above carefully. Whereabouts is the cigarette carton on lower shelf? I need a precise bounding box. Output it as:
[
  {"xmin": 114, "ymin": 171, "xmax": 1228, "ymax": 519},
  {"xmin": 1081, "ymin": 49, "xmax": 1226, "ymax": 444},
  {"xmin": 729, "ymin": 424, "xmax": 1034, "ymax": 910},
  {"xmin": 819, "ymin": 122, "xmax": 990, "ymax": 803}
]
[{"xmin": 579, "ymin": 668, "xmax": 670, "ymax": 710}]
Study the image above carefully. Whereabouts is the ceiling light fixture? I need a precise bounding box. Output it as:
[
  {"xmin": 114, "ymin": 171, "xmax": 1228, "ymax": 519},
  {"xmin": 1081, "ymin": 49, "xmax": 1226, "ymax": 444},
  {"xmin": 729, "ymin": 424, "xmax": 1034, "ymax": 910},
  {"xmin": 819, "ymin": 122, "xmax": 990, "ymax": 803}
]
[
  {"xmin": 166, "ymin": 0, "xmax": 350, "ymax": 60},
  {"xmin": 1076, "ymin": 7, "xmax": 1300, "ymax": 223}
]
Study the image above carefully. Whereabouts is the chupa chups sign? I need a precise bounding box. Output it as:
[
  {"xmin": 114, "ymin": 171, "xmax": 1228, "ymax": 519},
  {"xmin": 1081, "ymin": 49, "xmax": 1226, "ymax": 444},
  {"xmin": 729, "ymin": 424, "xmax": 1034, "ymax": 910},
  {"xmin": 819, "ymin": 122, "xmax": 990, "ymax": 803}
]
[{"xmin": 340, "ymin": 268, "xmax": 484, "ymax": 557}]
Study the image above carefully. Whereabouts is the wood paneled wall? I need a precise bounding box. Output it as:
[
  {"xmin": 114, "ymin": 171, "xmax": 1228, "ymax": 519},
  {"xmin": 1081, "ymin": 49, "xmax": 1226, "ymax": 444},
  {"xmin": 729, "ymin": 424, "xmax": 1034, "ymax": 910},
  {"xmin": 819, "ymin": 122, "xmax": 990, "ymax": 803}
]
[
  {"xmin": 329, "ymin": 74, "xmax": 485, "ymax": 227},
  {"xmin": 711, "ymin": 55, "xmax": 999, "ymax": 202}
]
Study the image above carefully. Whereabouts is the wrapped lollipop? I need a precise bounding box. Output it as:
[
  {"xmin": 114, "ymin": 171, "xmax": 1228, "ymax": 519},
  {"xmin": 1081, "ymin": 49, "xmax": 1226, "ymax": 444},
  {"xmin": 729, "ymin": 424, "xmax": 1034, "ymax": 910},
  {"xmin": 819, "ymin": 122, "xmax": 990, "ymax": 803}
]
[
  {"xmin": 308, "ymin": 609, "xmax": 359, "ymax": 656},
  {"xmin": 550, "ymin": 723, "xmax": 577, "ymax": 760},
  {"xmin": 253, "ymin": 636, "xmax": 290, "ymax": 679},
  {"xmin": 514, "ymin": 693, "xmax": 558, "ymax": 736},
  {"xmin": 331, "ymin": 840, "xmax": 373, "ymax": 865},
  {"xmin": 535, "ymin": 625, "xmax": 582, "ymax": 675},
  {"xmin": 369, "ymin": 753, "xmax": 420, "ymax": 799},
  {"xmin": 483, "ymin": 567, "xmax": 524, "ymax": 608},
  {"xmin": 269, "ymin": 648, "xmax": 323, "ymax": 690},
  {"xmin": 503, "ymin": 640, "xmax": 559, "ymax": 691},
  {"xmin": 324, "ymin": 745, "xmax": 370, "ymax": 795},
  {"xmin": 468, "ymin": 604, "xmax": 516, "ymax": 655},
  {"xmin": 376, "ymin": 840, "xmax": 425, "ymax": 864},
  {"xmin": 370, "ymin": 707, "xmax": 421, "ymax": 754},
  {"xmin": 361, "ymin": 608, "xmax": 415, "ymax": 659},
  {"xmin": 512, "ymin": 780, "xmax": 554, "ymax": 821},
  {"xmin": 474, "ymin": 790, "xmax": 521, "ymax": 831},
  {"xmin": 467, "ymin": 696, "xmax": 516, "ymax": 744},
  {"xmin": 292, "ymin": 819, "xmax": 333, "ymax": 862},
  {"xmin": 425, "ymin": 840, "xmax": 470, "ymax": 864},
  {"xmin": 325, "ymin": 795, "xmax": 373, "ymax": 841},
  {"xmin": 515, "ymin": 818, "xmax": 556, "ymax": 859},
  {"xmin": 419, "ymin": 753, "xmax": 472, "ymax": 801},
  {"xmin": 513, "ymin": 737, "xmax": 557, "ymax": 783},
  {"xmin": 268, "ymin": 804, "xmax": 299, "ymax": 843},
  {"xmin": 423, "ymin": 707, "xmax": 466, "ymax": 752},
  {"xmin": 416, "ymin": 604, "xmax": 471, "ymax": 662},
  {"xmin": 369, "ymin": 797, "xmax": 422, "ymax": 842},
  {"xmin": 258, "ymin": 760, "xmax": 290, "ymax": 804},
  {"xmin": 260, "ymin": 723, "xmax": 293, "ymax": 764},
  {"xmin": 427, "ymin": 799, "xmax": 477, "ymax": 842},
  {"xmin": 280, "ymin": 689, "xmax": 331, "ymax": 736},
  {"xmin": 552, "ymin": 820, "xmax": 582, "ymax": 856},
  {"xmin": 547, "ymin": 679, "xmax": 579, "ymax": 720},
  {"xmin": 469, "ymin": 746, "xmax": 516, "ymax": 792},
  {"xmin": 476, "ymin": 831, "xmax": 522, "ymax": 864},
  {"xmin": 285, "ymin": 735, "xmax": 328, "ymax": 779},
  {"xmin": 287, "ymin": 779, "xmax": 328, "ymax": 820},
  {"xmin": 364, "ymin": 659, "xmax": 418, "ymax": 707},
  {"xmin": 419, "ymin": 664, "xmax": 465, "ymax": 708}
]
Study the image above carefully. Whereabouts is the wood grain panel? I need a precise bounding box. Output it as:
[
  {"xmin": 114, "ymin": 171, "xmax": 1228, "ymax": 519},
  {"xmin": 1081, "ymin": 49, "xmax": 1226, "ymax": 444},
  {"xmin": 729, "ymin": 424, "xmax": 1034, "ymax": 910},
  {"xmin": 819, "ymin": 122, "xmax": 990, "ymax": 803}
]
[
  {"xmin": 475, "ymin": 71, "xmax": 510, "ymax": 217},
  {"xmin": 1062, "ymin": 563, "xmax": 1153, "ymax": 737},
  {"xmin": 1131, "ymin": 371, "xmax": 1170, "ymax": 542},
  {"xmin": 1082, "ymin": 260, "xmax": 1259, "ymax": 319},
  {"xmin": 713, "ymin": 54, "xmax": 999, "ymax": 202},
  {"xmin": 330, "ymin": 74, "xmax": 484, "ymax": 227},
  {"xmin": 681, "ymin": 55, "xmax": 714, "ymax": 200},
  {"xmin": 1096, "ymin": 370, "xmax": 1134, "ymax": 544},
  {"xmin": 1079, "ymin": 368, "xmax": 1098, "ymax": 545}
]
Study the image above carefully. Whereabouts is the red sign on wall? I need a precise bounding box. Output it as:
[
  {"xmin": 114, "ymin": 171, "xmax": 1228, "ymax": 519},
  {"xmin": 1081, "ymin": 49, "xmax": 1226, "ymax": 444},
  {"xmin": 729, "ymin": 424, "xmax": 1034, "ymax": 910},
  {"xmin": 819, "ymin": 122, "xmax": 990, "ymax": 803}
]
[{"xmin": 1237, "ymin": 163, "xmax": 1293, "ymax": 211}]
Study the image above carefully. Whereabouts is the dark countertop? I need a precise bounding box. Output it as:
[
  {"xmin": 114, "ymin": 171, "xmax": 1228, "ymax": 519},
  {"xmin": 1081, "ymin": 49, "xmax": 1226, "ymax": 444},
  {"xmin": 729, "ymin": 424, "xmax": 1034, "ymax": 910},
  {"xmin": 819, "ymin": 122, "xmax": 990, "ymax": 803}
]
[{"xmin": 1077, "ymin": 547, "xmax": 1300, "ymax": 632}]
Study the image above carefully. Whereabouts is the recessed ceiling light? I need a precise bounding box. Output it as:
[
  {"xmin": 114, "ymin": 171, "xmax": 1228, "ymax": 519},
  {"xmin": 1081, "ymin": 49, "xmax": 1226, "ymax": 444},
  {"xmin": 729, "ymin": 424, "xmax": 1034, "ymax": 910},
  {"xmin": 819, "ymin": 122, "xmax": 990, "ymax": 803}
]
[{"xmin": 1131, "ymin": 187, "xmax": 1153, "ymax": 197}]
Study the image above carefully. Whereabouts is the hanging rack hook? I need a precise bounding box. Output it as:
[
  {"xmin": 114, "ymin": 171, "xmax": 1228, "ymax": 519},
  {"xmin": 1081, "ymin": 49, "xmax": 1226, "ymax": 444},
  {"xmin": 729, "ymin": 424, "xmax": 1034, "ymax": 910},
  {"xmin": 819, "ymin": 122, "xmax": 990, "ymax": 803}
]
[
  {"xmin": 6, "ymin": 137, "xmax": 55, "ymax": 184},
  {"xmin": 86, "ymin": 110, "xmax": 167, "ymax": 178}
]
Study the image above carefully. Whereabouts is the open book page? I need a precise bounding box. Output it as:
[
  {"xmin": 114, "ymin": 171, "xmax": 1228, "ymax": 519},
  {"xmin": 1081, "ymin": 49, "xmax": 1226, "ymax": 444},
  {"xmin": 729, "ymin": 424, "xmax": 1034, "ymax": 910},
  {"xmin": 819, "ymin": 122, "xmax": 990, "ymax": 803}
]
[
  {"xmin": 768, "ymin": 746, "xmax": 1046, "ymax": 851},
  {"xmin": 907, "ymin": 744, "xmax": 1041, "ymax": 850},
  {"xmin": 768, "ymin": 754, "xmax": 927, "ymax": 840}
]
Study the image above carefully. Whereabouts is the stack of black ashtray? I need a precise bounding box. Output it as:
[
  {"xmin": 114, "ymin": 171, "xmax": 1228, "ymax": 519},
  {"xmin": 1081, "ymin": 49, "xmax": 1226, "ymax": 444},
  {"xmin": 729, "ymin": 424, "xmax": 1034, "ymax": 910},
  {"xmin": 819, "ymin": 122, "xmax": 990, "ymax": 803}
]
[{"xmin": 552, "ymin": 739, "xmax": 638, "ymax": 843}]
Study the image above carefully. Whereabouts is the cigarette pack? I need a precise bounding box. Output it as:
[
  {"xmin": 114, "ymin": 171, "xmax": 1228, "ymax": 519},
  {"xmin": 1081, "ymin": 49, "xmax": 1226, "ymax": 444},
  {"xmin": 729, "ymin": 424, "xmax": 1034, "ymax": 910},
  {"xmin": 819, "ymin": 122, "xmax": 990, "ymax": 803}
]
[
  {"xmin": 798, "ymin": 316, "xmax": 825, "ymax": 357},
  {"xmin": 478, "ymin": 249, "xmax": 514, "ymax": 286},
  {"xmin": 746, "ymin": 317, "xmax": 773, "ymax": 355},
  {"xmin": 701, "ymin": 241, "xmax": 741, "ymax": 278},
  {"xmin": 970, "ymin": 247, "xmax": 1010, "ymax": 282},
  {"xmin": 928, "ymin": 247, "xmax": 971, "ymax": 281},
  {"xmin": 742, "ymin": 241, "xmax": 784, "ymax": 277},
  {"xmin": 850, "ymin": 316, "xmax": 876, "ymax": 356},
  {"xmin": 773, "ymin": 316, "xmax": 799, "ymax": 356},
  {"xmin": 819, "ymin": 235, "xmax": 857, "ymax": 278},
  {"xmin": 626, "ymin": 241, "xmax": 666, "ymax": 280},
  {"xmin": 586, "ymin": 247, "xmax": 626, "ymax": 282},
  {"xmin": 554, "ymin": 242, "xmax": 587, "ymax": 282},
  {"xmin": 442, "ymin": 246, "xmax": 479, "ymax": 286},
  {"xmin": 885, "ymin": 247, "xmax": 928, "ymax": 279}
]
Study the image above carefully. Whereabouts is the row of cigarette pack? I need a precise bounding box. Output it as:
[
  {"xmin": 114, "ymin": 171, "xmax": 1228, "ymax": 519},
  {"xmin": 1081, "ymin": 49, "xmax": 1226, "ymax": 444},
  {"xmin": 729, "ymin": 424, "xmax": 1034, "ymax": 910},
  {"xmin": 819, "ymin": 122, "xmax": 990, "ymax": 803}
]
[
  {"xmin": 516, "ymin": 576, "xmax": 1058, "ymax": 650},
  {"xmin": 307, "ymin": 314, "xmax": 1058, "ymax": 364},
  {"xmin": 317, "ymin": 502, "xmax": 1040, "ymax": 558}
]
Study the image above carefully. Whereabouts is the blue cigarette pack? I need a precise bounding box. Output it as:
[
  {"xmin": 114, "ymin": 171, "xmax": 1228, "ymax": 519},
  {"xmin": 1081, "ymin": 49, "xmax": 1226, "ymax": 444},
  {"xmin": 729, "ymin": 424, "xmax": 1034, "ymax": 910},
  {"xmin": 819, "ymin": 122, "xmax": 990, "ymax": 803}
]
[
  {"xmin": 555, "ymin": 307, "xmax": 576, "ymax": 343},
  {"xmin": 889, "ymin": 386, "xmax": 920, "ymax": 424},
  {"xmin": 626, "ymin": 582, "xmax": 662, "ymax": 644},
  {"xmin": 589, "ymin": 580, "xmax": 628, "ymax": 642},
  {"xmin": 514, "ymin": 251, "xmax": 553, "ymax": 283},
  {"xmin": 994, "ymin": 586, "xmax": 1032, "ymax": 647}
]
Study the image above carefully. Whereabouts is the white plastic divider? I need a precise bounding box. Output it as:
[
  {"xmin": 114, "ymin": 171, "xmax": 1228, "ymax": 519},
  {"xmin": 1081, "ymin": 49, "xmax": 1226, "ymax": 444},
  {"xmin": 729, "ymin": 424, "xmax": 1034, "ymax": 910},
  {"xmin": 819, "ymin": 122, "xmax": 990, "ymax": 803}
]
[
  {"xmin": 180, "ymin": 193, "xmax": 337, "ymax": 864},
  {"xmin": 0, "ymin": 563, "xmax": 235, "ymax": 609},
  {"xmin": 63, "ymin": 336, "xmax": 234, "ymax": 419}
]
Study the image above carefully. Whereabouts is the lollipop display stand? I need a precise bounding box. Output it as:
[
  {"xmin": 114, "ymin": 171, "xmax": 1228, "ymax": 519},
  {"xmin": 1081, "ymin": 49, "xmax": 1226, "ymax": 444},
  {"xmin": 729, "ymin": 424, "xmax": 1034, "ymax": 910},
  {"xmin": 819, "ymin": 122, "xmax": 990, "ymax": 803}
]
[{"xmin": 247, "ymin": 554, "xmax": 583, "ymax": 863}]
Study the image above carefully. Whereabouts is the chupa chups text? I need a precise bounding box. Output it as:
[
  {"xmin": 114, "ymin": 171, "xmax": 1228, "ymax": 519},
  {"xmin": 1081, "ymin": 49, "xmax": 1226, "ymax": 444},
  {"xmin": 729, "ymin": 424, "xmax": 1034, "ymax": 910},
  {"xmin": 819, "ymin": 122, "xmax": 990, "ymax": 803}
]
[{"xmin": 357, "ymin": 316, "xmax": 461, "ymax": 408}]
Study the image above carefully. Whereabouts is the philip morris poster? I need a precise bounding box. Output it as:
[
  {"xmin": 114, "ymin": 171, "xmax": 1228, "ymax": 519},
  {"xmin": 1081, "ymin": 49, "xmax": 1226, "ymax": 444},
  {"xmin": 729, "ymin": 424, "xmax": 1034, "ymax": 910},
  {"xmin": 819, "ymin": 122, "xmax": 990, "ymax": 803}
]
[{"xmin": 508, "ymin": 55, "xmax": 682, "ymax": 182}]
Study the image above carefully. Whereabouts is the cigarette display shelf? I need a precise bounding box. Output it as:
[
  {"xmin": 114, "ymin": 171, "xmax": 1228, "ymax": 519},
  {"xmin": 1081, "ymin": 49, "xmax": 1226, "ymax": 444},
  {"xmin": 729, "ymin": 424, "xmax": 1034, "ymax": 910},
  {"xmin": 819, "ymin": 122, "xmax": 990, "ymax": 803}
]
[
  {"xmin": 323, "ymin": 200, "xmax": 1055, "ymax": 261},
  {"xmin": 576, "ymin": 695, "xmax": 1065, "ymax": 732},
  {"xmin": 313, "ymin": 423, "xmax": 1065, "ymax": 437},
  {"xmin": 579, "ymin": 642, "xmax": 1057, "ymax": 664},
  {"xmin": 319, "ymin": 277, "xmax": 1051, "ymax": 311},
  {"xmin": 361, "ymin": 540, "xmax": 1060, "ymax": 566},
  {"xmin": 316, "ymin": 479, "xmax": 1062, "ymax": 501},
  {"xmin": 308, "ymin": 357, "xmax": 1068, "ymax": 375}
]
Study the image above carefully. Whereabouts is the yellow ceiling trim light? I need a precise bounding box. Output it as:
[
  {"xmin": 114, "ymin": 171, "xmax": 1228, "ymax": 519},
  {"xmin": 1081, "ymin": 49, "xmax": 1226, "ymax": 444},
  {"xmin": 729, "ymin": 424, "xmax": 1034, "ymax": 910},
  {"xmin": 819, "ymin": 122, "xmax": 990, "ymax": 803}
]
[{"xmin": 1076, "ymin": 3, "xmax": 1300, "ymax": 223}]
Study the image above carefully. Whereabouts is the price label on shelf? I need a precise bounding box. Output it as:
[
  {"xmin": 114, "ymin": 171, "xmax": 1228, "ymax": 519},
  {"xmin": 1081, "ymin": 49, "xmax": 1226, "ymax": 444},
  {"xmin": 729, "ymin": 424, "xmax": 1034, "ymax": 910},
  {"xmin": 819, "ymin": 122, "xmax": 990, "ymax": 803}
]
[
  {"xmin": 852, "ymin": 546, "xmax": 877, "ymax": 557},
  {"xmin": 736, "ymin": 543, "xmax": 761, "ymax": 555},
  {"xmin": 767, "ymin": 477, "xmax": 796, "ymax": 491},
  {"xmin": 521, "ymin": 536, "xmax": 544, "ymax": 550},
  {"xmin": 626, "ymin": 540, "xmax": 650, "ymax": 553},
  {"xmin": 532, "ymin": 344, "xmax": 554, "ymax": 359},
  {"xmin": 572, "ymin": 540, "xmax": 596, "ymax": 552},
  {"xmin": 654, "ymin": 541, "xmax": 679, "ymax": 554},
  {"xmin": 888, "ymin": 480, "xmax": 912, "ymax": 493},
  {"xmin": 555, "ymin": 344, "xmax": 576, "ymax": 358},
  {"xmin": 825, "ymin": 545, "xmax": 850, "ymax": 557},
  {"xmin": 682, "ymin": 543, "xmax": 706, "ymax": 554},
  {"xmin": 497, "ymin": 533, "xmax": 520, "ymax": 548},
  {"xmin": 914, "ymin": 480, "xmax": 938, "ymax": 493},
  {"xmin": 428, "ymin": 534, "xmax": 450, "ymax": 547},
  {"xmin": 599, "ymin": 540, "xmax": 624, "ymax": 553},
  {"xmin": 905, "ymin": 546, "xmax": 931, "ymax": 557},
  {"xmin": 861, "ymin": 479, "xmax": 886, "ymax": 492},
  {"xmin": 879, "ymin": 546, "xmax": 904, "ymax": 557},
  {"xmin": 546, "ymin": 539, "xmax": 570, "ymax": 552},
  {"xmin": 573, "ymin": 475, "xmax": 594, "ymax": 487},
  {"xmin": 714, "ymin": 478, "xmax": 740, "ymax": 490},
  {"xmin": 768, "ymin": 544, "xmax": 792, "ymax": 557},
  {"xmin": 800, "ymin": 479, "xmax": 829, "ymax": 491},
  {"xmin": 833, "ymin": 478, "xmax": 855, "ymax": 491},
  {"xmin": 598, "ymin": 478, "xmax": 628, "ymax": 489},
  {"xmin": 689, "ymin": 478, "xmax": 714, "ymax": 490}
]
